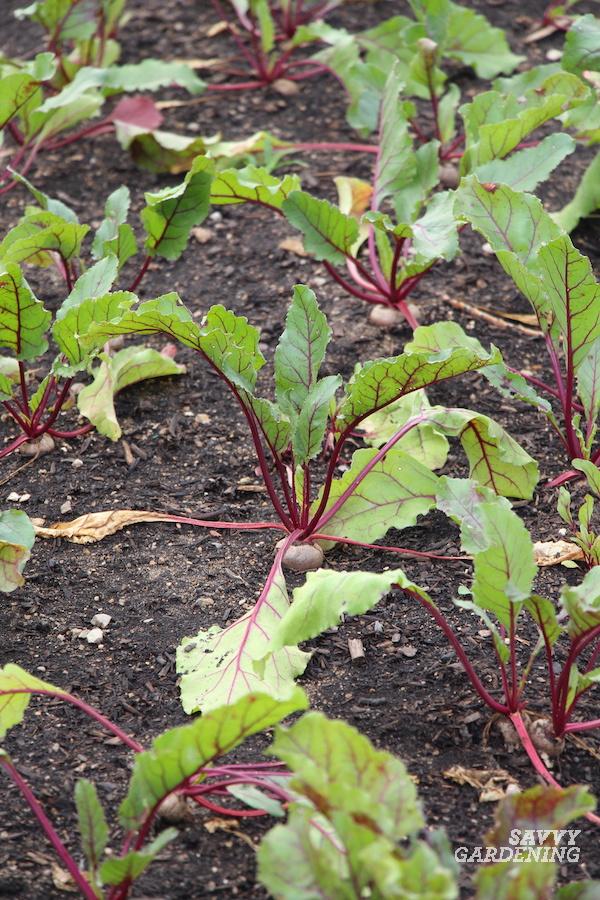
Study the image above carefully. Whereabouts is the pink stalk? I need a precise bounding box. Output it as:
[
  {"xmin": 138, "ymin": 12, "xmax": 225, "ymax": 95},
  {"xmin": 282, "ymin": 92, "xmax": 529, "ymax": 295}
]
[
  {"xmin": 312, "ymin": 413, "xmax": 432, "ymax": 534},
  {"xmin": 403, "ymin": 587, "xmax": 509, "ymax": 714},
  {"xmin": 510, "ymin": 711, "xmax": 600, "ymax": 826},
  {"xmin": 155, "ymin": 513, "xmax": 287, "ymax": 532},
  {"xmin": 1, "ymin": 688, "xmax": 142, "ymax": 752},
  {"xmin": 47, "ymin": 423, "xmax": 95, "ymax": 439},
  {"xmin": 0, "ymin": 756, "xmax": 97, "ymax": 898},
  {"xmin": 310, "ymin": 532, "xmax": 467, "ymax": 561},
  {"xmin": 346, "ymin": 258, "xmax": 387, "ymax": 296},
  {"xmin": 128, "ymin": 254, "xmax": 151, "ymax": 293},
  {"xmin": 564, "ymin": 719, "xmax": 600, "ymax": 734},
  {"xmin": 0, "ymin": 433, "xmax": 30, "ymax": 459},
  {"xmin": 323, "ymin": 261, "xmax": 386, "ymax": 304}
]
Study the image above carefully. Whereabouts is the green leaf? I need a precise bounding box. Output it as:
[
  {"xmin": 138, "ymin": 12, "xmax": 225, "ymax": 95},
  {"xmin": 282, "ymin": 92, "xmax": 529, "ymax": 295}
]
[
  {"xmin": 252, "ymin": 0, "xmax": 275, "ymax": 54},
  {"xmin": 312, "ymin": 447, "xmax": 438, "ymax": 546},
  {"xmin": 361, "ymin": 389, "xmax": 450, "ymax": 470},
  {"xmin": 462, "ymin": 71, "xmax": 587, "ymax": 168},
  {"xmin": 210, "ymin": 165, "xmax": 301, "ymax": 210},
  {"xmin": 373, "ymin": 65, "xmax": 415, "ymax": 209},
  {"xmin": 0, "ymin": 372, "xmax": 15, "ymax": 402},
  {"xmin": 0, "ymin": 211, "xmax": 89, "ymax": 267},
  {"xmin": 560, "ymin": 566, "xmax": 600, "ymax": 639},
  {"xmin": 177, "ymin": 558, "xmax": 310, "ymax": 713},
  {"xmin": 40, "ymin": 60, "xmax": 205, "ymax": 112},
  {"xmin": 141, "ymin": 155, "xmax": 214, "ymax": 260},
  {"xmin": 244, "ymin": 395, "xmax": 291, "ymax": 455},
  {"xmin": 80, "ymin": 296, "xmax": 265, "ymax": 393},
  {"xmin": 10, "ymin": 171, "xmax": 78, "ymax": 223},
  {"xmin": 274, "ymin": 284, "xmax": 331, "ymax": 415},
  {"xmin": 0, "ymin": 663, "xmax": 64, "ymax": 738},
  {"xmin": 0, "ymin": 72, "xmax": 41, "ymax": 131},
  {"xmin": 563, "ymin": 14, "xmax": 600, "ymax": 75},
  {"xmin": 573, "ymin": 459, "xmax": 600, "ymax": 497},
  {"xmin": 91, "ymin": 185, "xmax": 137, "ymax": 268},
  {"xmin": 268, "ymin": 567, "xmax": 417, "ymax": 653},
  {"xmin": 525, "ymin": 595, "xmax": 562, "ymax": 647},
  {"xmin": 0, "ymin": 264, "xmax": 50, "ymax": 360},
  {"xmin": 120, "ymin": 689, "xmax": 308, "ymax": 828},
  {"xmin": 53, "ymin": 291, "xmax": 136, "ymax": 370},
  {"xmin": 554, "ymin": 152, "xmax": 600, "ymax": 233},
  {"xmin": 99, "ymin": 829, "xmax": 177, "ymax": 886},
  {"xmin": 74, "ymin": 779, "xmax": 109, "ymax": 877},
  {"xmin": 437, "ymin": 478, "xmax": 536, "ymax": 629},
  {"xmin": 429, "ymin": 408, "xmax": 538, "ymax": 499},
  {"xmin": 293, "ymin": 375, "xmax": 341, "ymax": 466},
  {"xmin": 282, "ymin": 191, "xmax": 358, "ymax": 265},
  {"xmin": 473, "ymin": 133, "xmax": 576, "ymax": 193},
  {"xmin": 337, "ymin": 339, "xmax": 499, "ymax": 425},
  {"xmin": 60, "ymin": 255, "xmax": 119, "ymax": 318},
  {"xmin": 270, "ymin": 711, "xmax": 424, "ymax": 843},
  {"xmin": 77, "ymin": 346, "xmax": 185, "ymax": 440}
]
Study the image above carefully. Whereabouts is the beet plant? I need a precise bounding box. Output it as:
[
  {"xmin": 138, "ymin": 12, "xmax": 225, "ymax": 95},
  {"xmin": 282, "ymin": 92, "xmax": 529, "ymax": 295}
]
[
  {"xmin": 454, "ymin": 176, "xmax": 600, "ymax": 486},
  {"xmin": 258, "ymin": 711, "xmax": 599, "ymax": 897},
  {"xmin": 210, "ymin": 64, "xmax": 583, "ymax": 329},
  {"xmin": 0, "ymin": 157, "xmax": 213, "ymax": 459},
  {"xmin": 0, "ymin": 664, "xmax": 307, "ymax": 899},
  {"xmin": 206, "ymin": 0, "xmax": 341, "ymax": 90},
  {"xmin": 0, "ymin": 0, "xmax": 204, "ymax": 192},
  {"xmin": 72, "ymin": 281, "xmax": 538, "ymax": 712},
  {"xmin": 264, "ymin": 476, "xmax": 600, "ymax": 805}
]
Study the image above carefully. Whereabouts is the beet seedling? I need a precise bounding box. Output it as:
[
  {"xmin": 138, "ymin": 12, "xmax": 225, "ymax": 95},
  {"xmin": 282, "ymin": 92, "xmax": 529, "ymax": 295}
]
[
  {"xmin": 0, "ymin": 664, "xmax": 307, "ymax": 900},
  {"xmin": 206, "ymin": 0, "xmax": 340, "ymax": 91},
  {"xmin": 74, "ymin": 281, "xmax": 538, "ymax": 712},
  {"xmin": 0, "ymin": 157, "xmax": 213, "ymax": 458}
]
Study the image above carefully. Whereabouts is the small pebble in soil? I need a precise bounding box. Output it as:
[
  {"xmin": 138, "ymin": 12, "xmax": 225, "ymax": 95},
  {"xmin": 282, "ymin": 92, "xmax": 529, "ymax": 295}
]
[
  {"xmin": 91, "ymin": 613, "xmax": 112, "ymax": 629},
  {"xmin": 86, "ymin": 628, "xmax": 104, "ymax": 645}
]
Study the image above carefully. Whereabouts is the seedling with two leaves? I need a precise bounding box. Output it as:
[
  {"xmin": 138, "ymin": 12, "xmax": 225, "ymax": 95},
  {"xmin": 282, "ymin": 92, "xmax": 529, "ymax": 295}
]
[
  {"xmin": 0, "ymin": 0, "xmax": 205, "ymax": 192},
  {"xmin": 73, "ymin": 281, "xmax": 538, "ymax": 713},
  {"xmin": 211, "ymin": 63, "xmax": 585, "ymax": 329},
  {"xmin": 0, "ymin": 664, "xmax": 307, "ymax": 900},
  {"xmin": 0, "ymin": 157, "xmax": 214, "ymax": 459}
]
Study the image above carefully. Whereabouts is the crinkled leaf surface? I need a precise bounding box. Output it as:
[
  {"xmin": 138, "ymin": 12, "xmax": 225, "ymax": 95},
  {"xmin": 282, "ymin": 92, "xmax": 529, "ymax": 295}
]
[
  {"xmin": 560, "ymin": 566, "xmax": 600, "ymax": 639},
  {"xmin": 563, "ymin": 14, "xmax": 600, "ymax": 75},
  {"xmin": 0, "ymin": 211, "xmax": 88, "ymax": 267},
  {"xmin": 211, "ymin": 166, "xmax": 301, "ymax": 210},
  {"xmin": 361, "ymin": 389, "xmax": 450, "ymax": 470},
  {"xmin": 142, "ymin": 155, "xmax": 214, "ymax": 260},
  {"xmin": 53, "ymin": 291, "xmax": 136, "ymax": 371},
  {"xmin": 313, "ymin": 447, "xmax": 439, "ymax": 546},
  {"xmin": 99, "ymin": 829, "xmax": 178, "ymax": 886},
  {"xmin": 274, "ymin": 285, "xmax": 330, "ymax": 416},
  {"xmin": 0, "ymin": 264, "xmax": 50, "ymax": 360},
  {"xmin": 282, "ymin": 191, "xmax": 358, "ymax": 265}
]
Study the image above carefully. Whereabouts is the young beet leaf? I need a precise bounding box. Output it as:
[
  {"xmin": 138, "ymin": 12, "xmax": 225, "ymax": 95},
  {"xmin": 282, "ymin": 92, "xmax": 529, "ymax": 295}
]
[
  {"xmin": 258, "ymin": 712, "xmax": 599, "ymax": 897},
  {"xmin": 75, "ymin": 283, "xmax": 537, "ymax": 711},
  {"xmin": 455, "ymin": 175, "xmax": 600, "ymax": 485},
  {"xmin": 0, "ymin": 161, "xmax": 213, "ymax": 459},
  {"xmin": 204, "ymin": 0, "xmax": 340, "ymax": 91},
  {"xmin": 0, "ymin": 663, "xmax": 308, "ymax": 899}
]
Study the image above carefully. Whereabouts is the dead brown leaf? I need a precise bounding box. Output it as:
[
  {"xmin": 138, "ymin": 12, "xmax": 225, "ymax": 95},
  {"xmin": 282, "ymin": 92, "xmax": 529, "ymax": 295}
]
[
  {"xmin": 34, "ymin": 510, "xmax": 182, "ymax": 544},
  {"xmin": 533, "ymin": 539, "xmax": 583, "ymax": 567},
  {"xmin": 207, "ymin": 20, "xmax": 230, "ymax": 37},
  {"xmin": 203, "ymin": 817, "xmax": 256, "ymax": 850},
  {"xmin": 171, "ymin": 57, "xmax": 221, "ymax": 70},
  {"xmin": 51, "ymin": 863, "xmax": 77, "ymax": 893},
  {"xmin": 444, "ymin": 765, "xmax": 519, "ymax": 802},
  {"xmin": 278, "ymin": 236, "xmax": 307, "ymax": 257}
]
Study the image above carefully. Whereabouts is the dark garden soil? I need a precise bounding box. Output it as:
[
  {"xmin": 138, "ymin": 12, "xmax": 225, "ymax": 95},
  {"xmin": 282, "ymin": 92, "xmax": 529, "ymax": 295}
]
[{"xmin": 1, "ymin": 1, "xmax": 600, "ymax": 897}]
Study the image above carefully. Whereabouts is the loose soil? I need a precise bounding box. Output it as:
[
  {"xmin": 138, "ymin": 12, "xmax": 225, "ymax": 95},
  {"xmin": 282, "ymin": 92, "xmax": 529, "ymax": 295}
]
[{"xmin": 1, "ymin": 1, "xmax": 600, "ymax": 897}]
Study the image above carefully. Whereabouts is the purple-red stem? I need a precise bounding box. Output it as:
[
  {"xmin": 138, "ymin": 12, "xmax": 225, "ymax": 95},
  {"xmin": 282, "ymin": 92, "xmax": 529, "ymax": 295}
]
[{"xmin": 0, "ymin": 756, "xmax": 97, "ymax": 898}]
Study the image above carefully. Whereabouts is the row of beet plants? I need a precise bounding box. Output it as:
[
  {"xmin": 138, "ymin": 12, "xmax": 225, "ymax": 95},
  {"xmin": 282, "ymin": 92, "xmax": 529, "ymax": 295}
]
[{"xmin": 1, "ymin": 666, "xmax": 599, "ymax": 897}]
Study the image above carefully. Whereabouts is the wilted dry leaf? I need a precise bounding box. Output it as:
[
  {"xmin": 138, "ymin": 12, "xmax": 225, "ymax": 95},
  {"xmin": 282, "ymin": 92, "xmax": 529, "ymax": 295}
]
[
  {"xmin": 51, "ymin": 863, "xmax": 77, "ymax": 892},
  {"xmin": 524, "ymin": 23, "xmax": 559, "ymax": 43},
  {"xmin": 444, "ymin": 765, "xmax": 519, "ymax": 802},
  {"xmin": 207, "ymin": 21, "xmax": 230, "ymax": 37},
  {"xmin": 278, "ymin": 236, "xmax": 307, "ymax": 257},
  {"xmin": 204, "ymin": 817, "xmax": 256, "ymax": 849},
  {"xmin": 34, "ymin": 510, "xmax": 181, "ymax": 544},
  {"xmin": 171, "ymin": 57, "xmax": 221, "ymax": 70},
  {"xmin": 534, "ymin": 539, "xmax": 583, "ymax": 567}
]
